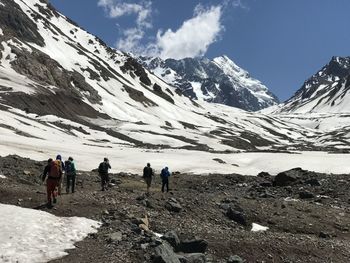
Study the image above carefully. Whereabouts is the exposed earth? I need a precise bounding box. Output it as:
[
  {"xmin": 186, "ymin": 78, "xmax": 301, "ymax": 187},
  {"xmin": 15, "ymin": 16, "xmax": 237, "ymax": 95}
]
[{"xmin": 1, "ymin": 155, "xmax": 350, "ymax": 263}]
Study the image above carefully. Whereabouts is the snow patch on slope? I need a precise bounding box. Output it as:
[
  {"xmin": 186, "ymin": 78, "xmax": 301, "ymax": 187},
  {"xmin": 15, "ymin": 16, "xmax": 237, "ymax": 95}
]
[
  {"xmin": 0, "ymin": 203, "xmax": 100, "ymax": 263},
  {"xmin": 251, "ymin": 223, "xmax": 269, "ymax": 232}
]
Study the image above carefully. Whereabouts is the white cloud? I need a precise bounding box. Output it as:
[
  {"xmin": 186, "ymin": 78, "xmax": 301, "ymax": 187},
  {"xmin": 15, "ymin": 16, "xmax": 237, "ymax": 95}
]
[
  {"xmin": 155, "ymin": 5, "xmax": 223, "ymax": 59},
  {"xmin": 97, "ymin": 1, "xmax": 238, "ymax": 59},
  {"xmin": 98, "ymin": 0, "xmax": 153, "ymax": 52},
  {"xmin": 116, "ymin": 27, "xmax": 145, "ymax": 53},
  {"xmin": 97, "ymin": 0, "xmax": 152, "ymax": 28}
]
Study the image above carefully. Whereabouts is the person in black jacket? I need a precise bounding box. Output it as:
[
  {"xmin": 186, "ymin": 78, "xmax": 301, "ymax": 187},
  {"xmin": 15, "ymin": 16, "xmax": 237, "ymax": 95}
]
[
  {"xmin": 98, "ymin": 158, "xmax": 111, "ymax": 191},
  {"xmin": 143, "ymin": 163, "xmax": 154, "ymax": 194},
  {"xmin": 65, "ymin": 157, "xmax": 76, "ymax": 194}
]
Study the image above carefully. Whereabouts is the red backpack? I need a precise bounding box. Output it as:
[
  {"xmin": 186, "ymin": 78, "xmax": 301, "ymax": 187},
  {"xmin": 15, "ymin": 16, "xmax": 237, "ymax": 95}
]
[{"xmin": 49, "ymin": 160, "xmax": 62, "ymax": 178}]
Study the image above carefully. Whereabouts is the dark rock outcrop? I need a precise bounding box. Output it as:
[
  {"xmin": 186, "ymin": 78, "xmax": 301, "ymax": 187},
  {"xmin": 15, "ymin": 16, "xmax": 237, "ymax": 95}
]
[
  {"xmin": 165, "ymin": 198, "xmax": 182, "ymax": 213},
  {"xmin": 162, "ymin": 231, "xmax": 181, "ymax": 249},
  {"xmin": 273, "ymin": 168, "xmax": 302, "ymax": 187},
  {"xmin": 0, "ymin": 0, "xmax": 45, "ymax": 46},
  {"xmin": 226, "ymin": 207, "xmax": 248, "ymax": 226},
  {"xmin": 299, "ymin": 191, "xmax": 314, "ymax": 199}
]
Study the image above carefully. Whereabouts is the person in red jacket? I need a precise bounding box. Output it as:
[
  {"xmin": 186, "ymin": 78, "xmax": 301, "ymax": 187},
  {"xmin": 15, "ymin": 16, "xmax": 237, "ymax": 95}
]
[{"xmin": 42, "ymin": 158, "xmax": 62, "ymax": 208}]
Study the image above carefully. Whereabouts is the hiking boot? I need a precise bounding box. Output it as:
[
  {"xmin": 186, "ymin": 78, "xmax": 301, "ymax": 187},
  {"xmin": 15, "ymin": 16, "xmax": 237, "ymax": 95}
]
[
  {"xmin": 47, "ymin": 202, "xmax": 53, "ymax": 209},
  {"xmin": 53, "ymin": 198, "xmax": 57, "ymax": 204}
]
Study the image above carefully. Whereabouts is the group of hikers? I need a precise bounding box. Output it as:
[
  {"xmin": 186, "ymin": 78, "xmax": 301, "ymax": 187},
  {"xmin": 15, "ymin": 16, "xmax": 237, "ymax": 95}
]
[
  {"xmin": 42, "ymin": 155, "xmax": 76, "ymax": 208},
  {"xmin": 42, "ymin": 155, "xmax": 171, "ymax": 208}
]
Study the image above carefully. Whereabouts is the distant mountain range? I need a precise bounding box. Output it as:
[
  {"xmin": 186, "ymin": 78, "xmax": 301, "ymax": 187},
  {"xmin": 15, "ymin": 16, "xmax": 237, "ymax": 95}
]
[
  {"xmin": 0, "ymin": 0, "xmax": 349, "ymax": 157},
  {"xmin": 138, "ymin": 55, "xmax": 279, "ymax": 111}
]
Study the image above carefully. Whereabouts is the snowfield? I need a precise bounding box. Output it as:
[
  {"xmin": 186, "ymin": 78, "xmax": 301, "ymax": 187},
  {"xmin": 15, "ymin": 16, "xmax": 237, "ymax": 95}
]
[
  {"xmin": 0, "ymin": 137, "xmax": 349, "ymax": 175},
  {"xmin": 0, "ymin": 203, "xmax": 100, "ymax": 263}
]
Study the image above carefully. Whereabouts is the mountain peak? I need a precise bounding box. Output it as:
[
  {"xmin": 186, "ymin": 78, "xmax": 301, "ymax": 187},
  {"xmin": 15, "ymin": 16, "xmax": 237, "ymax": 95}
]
[
  {"xmin": 276, "ymin": 55, "xmax": 350, "ymax": 113},
  {"xmin": 139, "ymin": 55, "xmax": 278, "ymax": 111}
]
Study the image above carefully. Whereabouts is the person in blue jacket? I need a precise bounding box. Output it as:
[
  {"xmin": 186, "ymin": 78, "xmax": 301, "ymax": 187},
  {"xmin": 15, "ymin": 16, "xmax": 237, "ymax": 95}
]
[{"xmin": 160, "ymin": 166, "xmax": 171, "ymax": 193}]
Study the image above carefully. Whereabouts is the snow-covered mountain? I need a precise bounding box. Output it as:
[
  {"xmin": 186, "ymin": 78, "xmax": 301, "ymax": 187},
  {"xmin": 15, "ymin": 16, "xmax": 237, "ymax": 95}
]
[
  {"xmin": 138, "ymin": 55, "xmax": 279, "ymax": 111},
  {"xmin": 0, "ymin": 0, "xmax": 349, "ymax": 173},
  {"xmin": 275, "ymin": 56, "xmax": 350, "ymax": 113}
]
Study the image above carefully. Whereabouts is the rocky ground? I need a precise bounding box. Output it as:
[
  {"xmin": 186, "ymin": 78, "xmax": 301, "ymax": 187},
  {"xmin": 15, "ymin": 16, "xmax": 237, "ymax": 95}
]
[{"xmin": 1, "ymin": 155, "xmax": 350, "ymax": 263}]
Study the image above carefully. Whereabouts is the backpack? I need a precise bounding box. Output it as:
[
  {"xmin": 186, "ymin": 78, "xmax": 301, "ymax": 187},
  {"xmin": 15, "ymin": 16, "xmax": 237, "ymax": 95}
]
[
  {"xmin": 98, "ymin": 162, "xmax": 109, "ymax": 174},
  {"xmin": 65, "ymin": 160, "xmax": 74, "ymax": 175},
  {"xmin": 49, "ymin": 160, "xmax": 62, "ymax": 178},
  {"xmin": 143, "ymin": 166, "xmax": 152, "ymax": 178},
  {"xmin": 160, "ymin": 169, "xmax": 166, "ymax": 179}
]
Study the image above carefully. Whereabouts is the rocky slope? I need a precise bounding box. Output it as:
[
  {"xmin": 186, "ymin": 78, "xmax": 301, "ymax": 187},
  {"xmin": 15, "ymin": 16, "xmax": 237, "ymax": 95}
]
[
  {"xmin": 139, "ymin": 55, "xmax": 279, "ymax": 111},
  {"xmin": 1, "ymin": 155, "xmax": 350, "ymax": 262},
  {"xmin": 275, "ymin": 56, "xmax": 350, "ymax": 113}
]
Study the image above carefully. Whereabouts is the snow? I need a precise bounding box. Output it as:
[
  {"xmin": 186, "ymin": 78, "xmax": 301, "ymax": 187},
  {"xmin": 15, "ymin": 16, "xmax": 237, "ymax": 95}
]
[
  {"xmin": 0, "ymin": 174, "xmax": 6, "ymax": 179},
  {"xmin": 251, "ymin": 223, "xmax": 269, "ymax": 232},
  {"xmin": 212, "ymin": 55, "xmax": 275, "ymax": 105},
  {"xmin": 0, "ymin": 122, "xmax": 349, "ymax": 176},
  {"xmin": 0, "ymin": 203, "xmax": 100, "ymax": 263},
  {"xmin": 190, "ymin": 81, "xmax": 215, "ymax": 100},
  {"xmin": 0, "ymin": 41, "xmax": 37, "ymax": 94},
  {"xmin": 0, "ymin": 0, "xmax": 348, "ymax": 179},
  {"xmin": 0, "ymin": 28, "xmax": 3, "ymax": 36}
]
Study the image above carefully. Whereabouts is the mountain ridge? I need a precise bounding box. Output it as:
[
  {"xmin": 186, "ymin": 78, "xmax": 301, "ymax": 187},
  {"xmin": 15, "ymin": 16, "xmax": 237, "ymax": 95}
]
[{"xmin": 274, "ymin": 56, "xmax": 350, "ymax": 113}]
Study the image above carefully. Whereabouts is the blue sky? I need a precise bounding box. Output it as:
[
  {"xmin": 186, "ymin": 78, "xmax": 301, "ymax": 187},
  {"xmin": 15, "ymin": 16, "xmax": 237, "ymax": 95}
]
[{"xmin": 50, "ymin": 0, "xmax": 350, "ymax": 101}]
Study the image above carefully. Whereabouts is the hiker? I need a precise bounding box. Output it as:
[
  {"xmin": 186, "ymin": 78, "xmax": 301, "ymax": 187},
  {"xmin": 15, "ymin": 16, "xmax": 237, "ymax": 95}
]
[
  {"xmin": 143, "ymin": 163, "xmax": 154, "ymax": 194},
  {"xmin": 160, "ymin": 166, "xmax": 171, "ymax": 193},
  {"xmin": 65, "ymin": 156, "xmax": 76, "ymax": 194},
  {"xmin": 98, "ymin": 157, "xmax": 111, "ymax": 191},
  {"xmin": 56, "ymin": 154, "xmax": 65, "ymax": 195},
  {"xmin": 42, "ymin": 158, "xmax": 62, "ymax": 208}
]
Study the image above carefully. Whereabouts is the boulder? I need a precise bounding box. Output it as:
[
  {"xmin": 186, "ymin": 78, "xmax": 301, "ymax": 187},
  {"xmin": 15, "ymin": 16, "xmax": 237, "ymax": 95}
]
[
  {"xmin": 319, "ymin": 231, "xmax": 331, "ymax": 238},
  {"xmin": 227, "ymin": 255, "xmax": 244, "ymax": 263},
  {"xmin": 178, "ymin": 239, "xmax": 208, "ymax": 253},
  {"xmin": 162, "ymin": 231, "xmax": 180, "ymax": 249},
  {"xmin": 142, "ymin": 199, "xmax": 154, "ymax": 208},
  {"xmin": 219, "ymin": 203, "xmax": 231, "ymax": 211},
  {"xmin": 226, "ymin": 207, "xmax": 248, "ymax": 226},
  {"xmin": 273, "ymin": 168, "xmax": 302, "ymax": 186},
  {"xmin": 299, "ymin": 191, "xmax": 314, "ymax": 199},
  {"xmin": 153, "ymin": 242, "xmax": 181, "ymax": 263},
  {"xmin": 257, "ymin": 172, "xmax": 270, "ymax": 178},
  {"xmin": 165, "ymin": 198, "xmax": 182, "ymax": 212}
]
